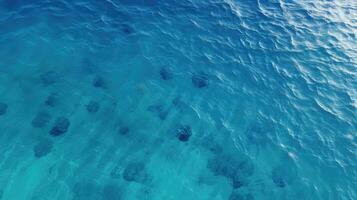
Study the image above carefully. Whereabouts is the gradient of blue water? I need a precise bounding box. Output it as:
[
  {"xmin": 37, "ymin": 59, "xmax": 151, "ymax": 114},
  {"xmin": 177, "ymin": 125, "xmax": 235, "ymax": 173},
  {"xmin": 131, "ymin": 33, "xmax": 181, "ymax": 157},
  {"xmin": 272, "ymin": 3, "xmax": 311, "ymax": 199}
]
[{"xmin": 0, "ymin": 0, "xmax": 356, "ymax": 200}]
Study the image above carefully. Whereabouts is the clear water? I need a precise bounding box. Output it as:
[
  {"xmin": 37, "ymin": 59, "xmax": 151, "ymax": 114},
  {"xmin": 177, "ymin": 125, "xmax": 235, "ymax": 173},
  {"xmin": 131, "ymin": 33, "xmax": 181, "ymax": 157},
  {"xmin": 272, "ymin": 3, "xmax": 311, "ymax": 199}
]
[{"xmin": 0, "ymin": 0, "xmax": 356, "ymax": 200}]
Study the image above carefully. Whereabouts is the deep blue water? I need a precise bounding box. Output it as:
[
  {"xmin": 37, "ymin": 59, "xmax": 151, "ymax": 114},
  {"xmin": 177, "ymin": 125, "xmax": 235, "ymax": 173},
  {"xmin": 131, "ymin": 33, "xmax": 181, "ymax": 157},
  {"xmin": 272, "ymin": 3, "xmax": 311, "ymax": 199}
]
[{"xmin": 0, "ymin": 0, "xmax": 356, "ymax": 199}]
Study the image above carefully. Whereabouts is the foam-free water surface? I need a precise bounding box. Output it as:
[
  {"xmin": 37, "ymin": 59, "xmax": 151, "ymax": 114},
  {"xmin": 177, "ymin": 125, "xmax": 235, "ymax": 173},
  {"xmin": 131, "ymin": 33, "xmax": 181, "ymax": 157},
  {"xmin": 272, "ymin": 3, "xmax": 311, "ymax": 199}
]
[{"xmin": 0, "ymin": 0, "xmax": 356, "ymax": 200}]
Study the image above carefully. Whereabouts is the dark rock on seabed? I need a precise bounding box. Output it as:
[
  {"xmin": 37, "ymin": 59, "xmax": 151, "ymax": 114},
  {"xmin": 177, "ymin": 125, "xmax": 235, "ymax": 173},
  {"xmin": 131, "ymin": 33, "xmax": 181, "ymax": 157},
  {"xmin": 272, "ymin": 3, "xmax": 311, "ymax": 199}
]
[
  {"xmin": 33, "ymin": 139, "xmax": 53, "ymax": 158},
  {"xmin": 192, "ymin": 72, "xmax": 209, "ymax": 88},
  {"xmin": 50, "ymin": 117, "xmax": 70, "ymax": 136}
]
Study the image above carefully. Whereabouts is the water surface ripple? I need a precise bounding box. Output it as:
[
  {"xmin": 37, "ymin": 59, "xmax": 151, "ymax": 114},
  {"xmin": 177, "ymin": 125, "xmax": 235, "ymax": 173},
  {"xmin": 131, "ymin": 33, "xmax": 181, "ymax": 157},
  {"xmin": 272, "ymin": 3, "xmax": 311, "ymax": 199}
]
[{"xmin": 0, "ymin": 0, "xmax": 356, "ymax": 200}]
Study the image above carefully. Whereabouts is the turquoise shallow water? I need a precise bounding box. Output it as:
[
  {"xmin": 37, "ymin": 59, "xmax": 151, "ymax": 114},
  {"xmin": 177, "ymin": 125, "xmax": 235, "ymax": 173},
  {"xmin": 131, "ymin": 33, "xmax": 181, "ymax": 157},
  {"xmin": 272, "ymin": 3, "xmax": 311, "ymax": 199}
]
[{"xmin": 0, "ymin": 0, "xmax": 356, "ymax": 199}]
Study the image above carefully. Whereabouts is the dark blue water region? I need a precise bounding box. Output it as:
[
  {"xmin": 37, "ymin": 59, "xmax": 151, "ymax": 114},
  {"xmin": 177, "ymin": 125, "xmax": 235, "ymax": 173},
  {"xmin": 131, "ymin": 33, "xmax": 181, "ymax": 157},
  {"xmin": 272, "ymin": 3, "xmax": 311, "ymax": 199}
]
[{"xmin": 0, "ymin": 0, "xmax": 356, "ymax": 200}]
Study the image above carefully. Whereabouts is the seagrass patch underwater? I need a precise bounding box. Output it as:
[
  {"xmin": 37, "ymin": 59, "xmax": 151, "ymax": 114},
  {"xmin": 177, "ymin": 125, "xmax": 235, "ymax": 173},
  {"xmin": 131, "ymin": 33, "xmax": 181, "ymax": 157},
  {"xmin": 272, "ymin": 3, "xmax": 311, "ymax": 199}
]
[{"xmin": 0, "ymin": 0, "xmax": 356, "ymax": 200}]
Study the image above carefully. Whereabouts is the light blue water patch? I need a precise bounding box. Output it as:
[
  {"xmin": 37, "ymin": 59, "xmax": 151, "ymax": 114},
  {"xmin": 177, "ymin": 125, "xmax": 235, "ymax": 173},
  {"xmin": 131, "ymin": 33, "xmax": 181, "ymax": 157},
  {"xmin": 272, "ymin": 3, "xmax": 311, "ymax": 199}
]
[{"xmin": 0, "ymin": 0, "xmax": 356, "ymax": 200}]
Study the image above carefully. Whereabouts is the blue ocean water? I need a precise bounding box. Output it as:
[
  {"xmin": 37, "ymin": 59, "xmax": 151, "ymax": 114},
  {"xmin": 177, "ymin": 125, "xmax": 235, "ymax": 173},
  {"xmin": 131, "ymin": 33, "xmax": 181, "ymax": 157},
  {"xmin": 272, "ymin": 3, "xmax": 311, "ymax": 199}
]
[{"xmin": 0, "ymin": 0, "xmax": 356, "ymax": 199}]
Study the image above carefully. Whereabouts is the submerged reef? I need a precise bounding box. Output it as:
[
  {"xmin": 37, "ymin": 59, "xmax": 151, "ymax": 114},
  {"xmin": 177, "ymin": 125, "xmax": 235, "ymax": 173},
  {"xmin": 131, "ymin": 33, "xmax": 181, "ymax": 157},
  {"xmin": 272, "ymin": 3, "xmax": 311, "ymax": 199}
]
[
  {"xmin": 73, "ymin": 181, "xmax": 122, "ymax": 200},
  {"xmin": 49, "ymin": 117, "xmax": 70, "ymax": 136},
  {"xmin": 101, "ymin": 184, "xmax": 122, "ymax": 200},
  {"xmin": 147, "ymin": 104, "xmax": 169, "ymax": 120},
  {"xmin": 86, "ymin": 100, "xmax": 100, "ymax": 113},
  {"xmin": 0, "ymin": 103, "xmax": 8, "ymax": 115},
  {"xmin": 272, "ymin": 170, "xmax": 286, "ymax": 188},
  {"xmin": 271, "ymin": 164, "xmax": 297, "ymax": 188},
  {"xmin": 171, "ymin": 96, "xmax": 189, "ymax": 110},
  {"xmin": 121, "ymin": 24, "xmax": 135, "ymax": 35},
  {"xmin": 122, "ymin": 161, "xmax": 149, "ymax": 184},
  {"xmin": 81, "ymin": 58, "xmax": 97, "ymax": 74},
  {"xmin": 40, "ymin": 71, "xmax": 59, "ymax": 86},
  {"xmin": 31, "ymin": 111, "xmax": 51, "ymax": 128},
  {"xmin": 159, "ymin": 67, "xmax": 173, "ymax": 80},
  {"xmin": 110, "ymin": 165, "xmax": 121, "ymax": 179},
  {"xmin": 229, "ymin": 191, "xmax": 254, "ymax": 200},
  {"xmin": 44, "ymin": 93, "xmax": 58, "ymax": 107},
  {"xmin": 176, "ymin": 125, "xmax": 192, "ymax": 142},
  {"xmin": 147, "ymin": 104, "xmax": 163, "ymax": 112},
  {"xmin": 118, "ymin": 126, "xmax": 130, "ymax": 135},
  {"xmin": 245, "ymin": 120, "xmax": 274, "ymax": 146},
  {"xmin": 201, "ymin": 135, "xmax": 223, "ymax": 154},
  {"xmin": 93, "ymin": 76, "xmax": 106, "ymax": 89},
  {"xmin": 192, "ymin": 72, "xmax": 209, "ymax": 88},
  {"xmin": 207, "ymin": 153, "xmax": 254, "ymax": 189},
  {"xmin": 172, "ymin": 96, "xmax": 182, "ymax": 106},
  {"xmin": 158, "ymin": 110, "xmax": 168, "ymax": 120},
  {"xmin": 33, "ymin": 138, "xmax": 53, "ymax": 158},
  {"xmin": 72, "ymin": 181, "xmax": 102, "ymax": 200}
]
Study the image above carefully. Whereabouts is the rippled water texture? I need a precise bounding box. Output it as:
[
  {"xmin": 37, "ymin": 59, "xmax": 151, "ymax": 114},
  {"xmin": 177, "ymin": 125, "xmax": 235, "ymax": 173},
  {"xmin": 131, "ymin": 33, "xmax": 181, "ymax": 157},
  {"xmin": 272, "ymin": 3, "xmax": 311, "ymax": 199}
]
[{"xmin": 0, "ymin": 0, "xmax": 356, "ymax": 200}]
